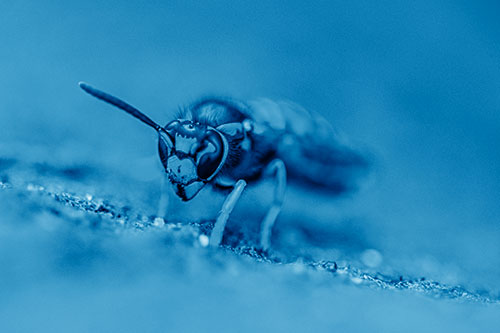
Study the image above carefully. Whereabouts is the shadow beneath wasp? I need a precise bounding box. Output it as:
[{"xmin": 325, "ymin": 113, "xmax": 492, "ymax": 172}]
[
  {"xmin": 218, "ymin": 214, "xmax": 371, "ymax": 263},
  {"xmin": 208, "ymin": 179, "xmax": 373, "ymax": 262}
]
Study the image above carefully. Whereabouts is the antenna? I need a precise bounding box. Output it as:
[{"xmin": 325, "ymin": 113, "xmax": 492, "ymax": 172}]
[{"xmin": 79, "ymin": 82, "xmax": 165, "ymax": 133}]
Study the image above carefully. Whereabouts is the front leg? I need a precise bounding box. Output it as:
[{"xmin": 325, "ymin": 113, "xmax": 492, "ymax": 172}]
[
  {"xmin": 260, "ymin": 159, "xmax": 287, "ymax": 250},
  {"xmin": 209, "ymin": 179, "xmax": 247, "ymax": 247}
]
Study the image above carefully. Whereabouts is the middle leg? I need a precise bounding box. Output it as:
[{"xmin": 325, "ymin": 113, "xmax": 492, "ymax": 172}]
[{"xmin": 260, "ymin": 159, "xmax": 287, "ymax": 250}]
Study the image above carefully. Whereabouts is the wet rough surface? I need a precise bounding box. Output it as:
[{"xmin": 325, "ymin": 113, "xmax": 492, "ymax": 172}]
[
  {"xmin": 1, "ymin": 152, "xmax": 499, "ymax": 332},
  {"xmin": 1, "ymin": 162, "xmax": 498, "ymax": 304}
]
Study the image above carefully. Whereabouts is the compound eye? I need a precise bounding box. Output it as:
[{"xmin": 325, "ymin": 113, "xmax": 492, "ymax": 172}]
[{"xmin": 196, "ymin": 130, "xmax": 225, "ymax": 180}]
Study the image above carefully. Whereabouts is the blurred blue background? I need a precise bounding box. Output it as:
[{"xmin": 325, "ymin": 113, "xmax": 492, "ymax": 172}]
[{"xmin": 1, "ymin": 1, "xmax": 500, "ymax": 331}]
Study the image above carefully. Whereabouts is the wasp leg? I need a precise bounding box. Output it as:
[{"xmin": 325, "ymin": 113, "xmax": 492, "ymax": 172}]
[
  {"xmin": 156, "ymin": 173, "xmax": 170, "ymax": 220},
  {"xmin": 260, "ymin": 159, "xmax": 287, "ymax": 250},
  {"xmin": 210, "ymin": 179, "xmax": 247, "ymax": 247}
]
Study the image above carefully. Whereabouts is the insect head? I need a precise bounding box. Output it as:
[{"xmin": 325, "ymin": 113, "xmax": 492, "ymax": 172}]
[{"xmin": 79, "ymin": 82, "xmax": 228, "ymax": 201}]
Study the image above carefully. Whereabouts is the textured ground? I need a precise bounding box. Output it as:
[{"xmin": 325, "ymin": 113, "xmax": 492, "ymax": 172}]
[{"xmin": 1, "ymin": 146, "xmax": 499, "ymax": 332}]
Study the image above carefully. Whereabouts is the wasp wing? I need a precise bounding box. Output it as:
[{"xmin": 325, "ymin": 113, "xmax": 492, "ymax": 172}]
[{"xmin": 248, "ymin": 99, "xmax": 369, "ymax": 194}]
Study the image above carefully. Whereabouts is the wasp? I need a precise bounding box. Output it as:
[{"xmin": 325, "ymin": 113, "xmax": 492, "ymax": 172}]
[{"xmin": 79, "ymin": 82, "xmax": 368, "ymax": 250}]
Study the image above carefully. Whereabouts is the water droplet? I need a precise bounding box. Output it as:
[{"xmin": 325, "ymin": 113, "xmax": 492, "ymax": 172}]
[
  {"xmin": 198, "ymin": 234, "xmax": 209, "ymax": 247},
  {"xmin": 153, "ymin": 217, "xmax": 164, "ymax": 227},
  {"xmin": 361, "ymin": 249, "xmax": 383, "ymax": 268}
]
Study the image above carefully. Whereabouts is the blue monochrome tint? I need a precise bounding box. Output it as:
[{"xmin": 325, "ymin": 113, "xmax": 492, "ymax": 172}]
[
  {"xmin": 79, "ymin": 82, "xmax": 368, "ymax": 249},
  {"xmin": 1, "ymin": 1, "xmax": 500, "ymax": 332}
]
